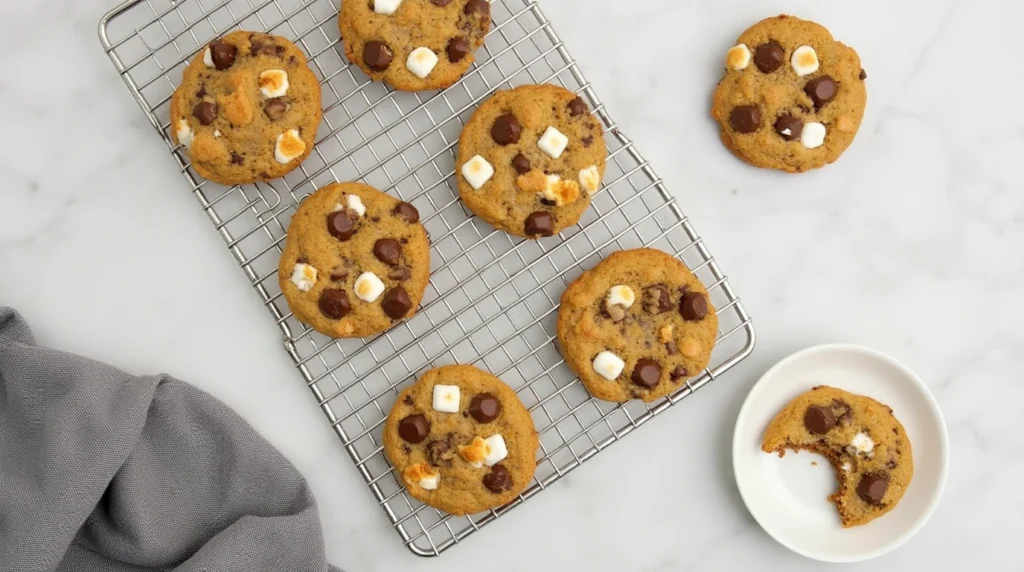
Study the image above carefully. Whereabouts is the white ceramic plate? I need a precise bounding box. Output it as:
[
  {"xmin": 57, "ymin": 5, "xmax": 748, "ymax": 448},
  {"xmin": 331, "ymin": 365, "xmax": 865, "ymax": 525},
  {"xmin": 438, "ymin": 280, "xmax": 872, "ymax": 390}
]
[{"xmin": 733, "ymin": 344, "xmax": 948, "ymax": 563}]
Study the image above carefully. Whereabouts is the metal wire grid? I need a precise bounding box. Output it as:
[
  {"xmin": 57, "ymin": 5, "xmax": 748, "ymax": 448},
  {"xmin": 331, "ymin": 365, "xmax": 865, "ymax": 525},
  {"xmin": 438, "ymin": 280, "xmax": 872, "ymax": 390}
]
[{"xmin": 99, "ymin": 0, "xmax": 754, "ymax": 557}]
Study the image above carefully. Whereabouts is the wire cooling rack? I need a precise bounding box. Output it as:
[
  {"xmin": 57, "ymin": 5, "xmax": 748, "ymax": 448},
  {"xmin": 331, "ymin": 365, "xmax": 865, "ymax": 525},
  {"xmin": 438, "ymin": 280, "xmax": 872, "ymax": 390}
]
[{"xmin": 99, "ymin": 0, "xmax": 755, "ymax": 557}]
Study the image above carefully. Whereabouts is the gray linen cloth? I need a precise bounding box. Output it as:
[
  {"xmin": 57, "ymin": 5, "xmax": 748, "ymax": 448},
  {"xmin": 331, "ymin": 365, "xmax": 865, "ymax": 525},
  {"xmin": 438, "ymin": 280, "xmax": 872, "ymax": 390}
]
[{"xmin": 0, "ymin": 307, "xmax": 341, "ymax": 572}]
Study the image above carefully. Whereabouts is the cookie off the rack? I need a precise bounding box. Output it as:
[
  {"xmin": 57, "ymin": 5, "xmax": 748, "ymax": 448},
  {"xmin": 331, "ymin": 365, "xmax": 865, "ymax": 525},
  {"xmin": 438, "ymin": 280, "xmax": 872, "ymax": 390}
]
[
  {"xmin": 170, "ymin": 31, "xmax": 322, "ymax": 185},
  {"xmin": 278, "ymin": 182, "xmax": 430, "ymax": 338},
  {"xmin": 557, "ymin": 249, "xmax": 718, "ymax": 403},
  {"xmin": 762, "ymin": 386, "xmax": 914, "ymax": 527},
  {"xmin": 383, "ymin": 365, "xmax": 538, "ymax": 515},
  {"xmin": 457, "ymin": 84, "xmax": 606, "ymax": 239},
  {"xmin": 339, "ymin": 0, "xmax": 491, "ymax": 92},
  {"xmin": 711, "ymin": 15, "xmax": 866, "ymax": 172}
]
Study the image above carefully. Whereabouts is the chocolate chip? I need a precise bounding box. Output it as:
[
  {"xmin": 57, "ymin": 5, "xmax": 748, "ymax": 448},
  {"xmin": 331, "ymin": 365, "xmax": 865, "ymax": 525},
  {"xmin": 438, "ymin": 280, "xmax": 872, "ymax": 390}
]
[
  {"xmin": 512, "ymin": 153, "xmax": 531, "ymax": 174},
  {"xmin": 389, "ymin": 267, "xmax": 411, "ymax": 281},
  {"xmin": 803, "ymin": 405, "xmax": 837, "ymax": 435},
  {"xmin": 754, "ymin": 41, "xmax": 784, "ymax": 73},
  {"xmin": 230, "ymin": 152, "xmax": 244, "ymax": 165},
  {"xmin": 670, "ymin": 365, "xmax": 688, "ymax": 381},
  {"xmin": 393, "ymin": 201, "xmax": 420, "ymax": 224},
  {"xmin": 631, "ymin": 359, "xmax": 662, "ymax": 389},
  {"xmin": 468, "ymin": 393, "xmax": 501, "ymax": 423},
  {"xmin": 539, "ymin": 198, "xmax": 556, "ymax": 206},
  {"xmin": 859, "ymin": 68, "xmax": 867, "ymax": 80},
  {"xmin": 430, "ymin": 0, "xmax": 453, "ymax": 4},
  {"xmin": 330, "ymin": 268, "xmax": 349, "ymax": 281},
  {"xmin": 774, "ymin": 114, "xmax": 803, "ymax": 141},
  {"xmin": 327, "ymin": 211, "xmax": 356, "ymax": 241},
  {"xmin": 729, "ymin": 105, "xmax": 761, "ymax": 133},
  {"xmin": 426, "ymin": 439, "xmax": 455, "ymax": 466},
  {"xmin": 679, "ymin": 292, "xmax": 708, "ymax": 321},
  {"xmin": 209, "ymin": 42, "xmax": 237, "ymax": 70},
  {"xmin": 403, "ymin": 394, "xmax": 414, "ymax": 405},
  {"xmin": 491, "ymin": 113, "xmax": 522, "ymax": 145},
  {"xmin": 192, "ymin": 101, "xmax": 217, "ymax": 125},
  {"xmin": 464, "ymin": 0, "xmax": 489, "ymax": 15},
  {"xmin": 804, "ymin": 75, "xmax": 838, "ymax": 108},
  {"xmin": 318, "ymin": 289, "xmax": 351, "ymax": 319},
  {"xmin": 398, "ymin": 414, "xmax": 430, "ymax": 443},
  {"xmin": 838, "ymin": 413, "xmax": 853, "ymax": 427},
  {"xmin": 581, "ymin": 135, "xmax": 594, "ymax": 147},
  {"xmin": 886, "ymin": 452, "xmax": 899, "ymax": 470},
  {"xmin": 363, "ymin": 41, "xmax": 393, "ymax": 71},
  {"xmin": 568, "ymin": 96, "xmax": 588, "ymax": 117},
  {"xmin": 642, "ymin": 285, "xmax": 672, "ymax": 314},
  {"xmin": 483, "ymin": 464, "xmax": 512, "ymax": 493},
  {"xmin": 373, "ymin": 238, "xmax": 403, "ymax": 266},
  {"xmin": 381, "ymin": 287, "xmax": 412, "ymax": 319},
  {"xmin": 857, "ymin": 473, "xmax": 888, "ymax": 505},
  {"xmin": 524, "ymin": 211, "xmax": 554, "ymax": 237},
  {"xmin": 447, "ymin": 37, "xmax": 471, "ymax": 62},
  {"xmin": 195, "ymin": 86, "xmax": 206, "ymax": 98},
  {"xmin": 603, "ymin": 301, "xmax": 626, "ymax": 322},
  {"xmin": 264, "ymin": 99, "xmax": 287, "ymax": 121}
]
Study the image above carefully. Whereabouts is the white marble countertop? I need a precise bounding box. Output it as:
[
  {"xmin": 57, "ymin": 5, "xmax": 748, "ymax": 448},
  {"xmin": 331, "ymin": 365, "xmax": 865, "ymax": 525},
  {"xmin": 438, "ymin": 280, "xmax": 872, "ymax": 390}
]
[{"xmin": 3, "ymin": 0, "xmax": 1021, "ymax": 570}]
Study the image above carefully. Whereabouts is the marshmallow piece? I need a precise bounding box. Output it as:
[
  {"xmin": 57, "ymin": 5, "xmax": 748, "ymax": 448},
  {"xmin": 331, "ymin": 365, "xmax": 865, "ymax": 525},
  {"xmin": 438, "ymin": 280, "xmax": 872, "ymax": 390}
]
[
  {"xmin": 406, "ymin": 47, "xmax": 438, "ymax": 79},
  {"xmin": 592, "ymin": 350, "xmax": 625, "ymax": 381},
  {"xmin": 432, "ymin": 384, "xmax": 461, "ymax": 413},
  {"xmin": 726, "ymin": 44, "xmax": 751, "ymax": 71},
  {"xmin": 275, "ymin": 128, "xmax": 306, "ymax": 164},
  {"xmin": 605, "ymin": 285, "xmax": 635, "ymax": 309},
  {"xmin": 578, "ymin": 165, "xmax": 601, "ymax": 194},
  {"xmin": 203, "ymin": 47, "xmax": 214, "ymax": 68},
  {"xmin": 290, "ymin": 263, "xmax": 317, "ymax": 292},
  {"xmin": 258, "ymin": 69, "xmax": 289, "ymax": 98},
  {"xmin": 482, "ymin": 434, "xmax": 508, "ymax": 466},
  {"xmin": 175, "ymin": 120, "xmax": 194, "ymax": 149},
  {"xmin": 459, "ymin": 436, "xmax": 488, "ymax": 468},
  {"xmin": 373, "ymin": 0, "xmax": 402, "ymax": 14},
  {"xmin": 800, "ymin": 122, "xmax": 826, "ymax": 149},
  {"xmin": 213, "ymin": 129, "xmax": 222, "ymax": 138},
  {"xmin": 538, "ymin": 174, "xmax": 580, "ymax": 207},
  {"xmin": 851, "ymin": 432, "xmax": 875, "ymax": 454},
  {"xmin": 461, "ymin": 155, "xmax": 494, "ymax": 190},
  {"xmin": 537, "ymin": 126, "xmax": 569, "ymax": 159},
  {"xmin": 790, "ymin": 45, "xmax": 819, "ymax": 76},
  {"xmin": 403, "ymin": 462, "xmax": 439, "ymax": 490},
  {"xmin": 354, "ymin": 271, "xmax": 386, "ymax": 303},
  {"xmin": 842, "ymin": 462, "xmax": 852, "ymax": 472},
  {"xmin": 346, "ymin": 194, "xmax": 366, "ymax": 217}
]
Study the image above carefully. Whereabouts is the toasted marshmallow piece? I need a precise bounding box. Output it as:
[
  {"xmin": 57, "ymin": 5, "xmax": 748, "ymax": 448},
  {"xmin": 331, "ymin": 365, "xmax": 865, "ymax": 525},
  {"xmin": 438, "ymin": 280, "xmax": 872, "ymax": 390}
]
[
  {"xmin": 800, "ymin": 122, "xmax": 826, "ymax": 149},
  {"xmin": 791, "ymin": 45, "xmax": 819, "ymax": 76},
  {"xmin": 403, "ymin": 462, "xmax": 439, "ymax": 490},
  {"xmin": 605, "ymin": 285, "xmax": 635, "ymax": 309},
  {"xmin": 538, "ymin": 174, "xmax": 580, "ymax": 206},
  {"xmin": 259, "ymin": 69, "xmax": 289, "ymax": 98},
  {"xmin": 459, "ymin": 436, "xmax": 488, "ymax": 468},
  {"xmin": 175, "ymin": 120, "xmax": 194, "ymax": 149},
  {"xmin": 290, "ymin": 263, "xmax": 317, "ymax": 291},
  {"xmin": 482, "ymin": 434, "xmax": 508, "ymax": 466},
  {"xmin": 578, "ymin": 165, "xmax": 601, "ymax": 193},
  {"xmin": 851, "ymin": 432, "xmax": 875, "ymax": 454},
  {"xmin": 726, "ymin": 44, "xmax": 751, "ymax": 70},
  {"xmin": 406, "ymin": 47, "xmax": 438, "ymax": 79},
  {"xmin": 354, "ymin": 272, "xmax": 385, "ymax": 302},
  {"xmin": 275, "ymin": 129, "xmax": 306, "ymax": 164},
  {"xmin": 373, "ymin": 0, "xmax": 402, "ymax": 14}
]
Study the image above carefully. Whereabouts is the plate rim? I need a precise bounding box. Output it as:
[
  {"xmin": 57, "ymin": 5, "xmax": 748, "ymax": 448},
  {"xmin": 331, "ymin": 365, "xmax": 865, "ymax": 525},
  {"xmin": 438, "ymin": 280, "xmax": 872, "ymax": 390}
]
[{"xmin": 731, "ymin": 343, "xmax": 949, "ymax": 563}]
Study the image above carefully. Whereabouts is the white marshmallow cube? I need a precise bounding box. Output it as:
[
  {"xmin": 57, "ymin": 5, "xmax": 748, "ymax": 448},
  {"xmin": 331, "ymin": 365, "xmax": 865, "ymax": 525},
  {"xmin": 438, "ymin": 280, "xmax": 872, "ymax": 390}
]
[
  {"xmin": 373, "ymin": 0, "xmax": 402, "ymax": 15},
  {"xmin": 483, "ymin": 434, "xmax": 508, "ymax": 466},
  {"xmin": 800, "ymin": 122, "xmax": 826, "ymax": 149},
  {"xmin": 605, "ymin": 285, "xmax": 635, "ymax": 309},
  {"xmin": 203, "ymin": 47, "xmax": 214, "ymax": 68},
  {"xmin": 406, "ymin": 47, "xmax": 438, "ymax": 79},
  {"xmin": 432, "ymin": 384, "xmax": 461, "ymax": 413},
  {"xmin": 461, "ymin": 155, "xmax": 494, "ymax": 190},
  {"xmin": 726, "ymin": 44, "xmax": 751, "ymax": 71},
  {"xmin": 578, "ymin": 165, "xmax": 601, "ymax": 193},
  {"xmin": 275, "ymin": 129, "xmax": 306, "ymax": 164},
  {"xmin": 346, "ymin": 194, "xmax": 366, "ymax": 217},
  {"xmin": 592, "ymin": 350, "xmax": 625, "ymax": 381},
  {"xmin": 537, "ymin": 126, "xmax": 569, "ymax": 159},
  {"xmin": 851, "ymin": 432, "xmax": 875, "ymax": 455},
  {"xmin": 353, "ymin": 272, "xmax": 386, "ymax": 302},
  {"xmin": 290, "ymin": 263, "xmax": 317, "ymax": 292},
  {"xmin": 175, "ymin": 120, "xmax": 194, "ymax": 149}
]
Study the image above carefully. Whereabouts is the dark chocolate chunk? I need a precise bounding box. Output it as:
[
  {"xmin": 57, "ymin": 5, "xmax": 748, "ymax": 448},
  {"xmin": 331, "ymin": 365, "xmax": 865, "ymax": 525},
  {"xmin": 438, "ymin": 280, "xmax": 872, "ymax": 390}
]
[
  {"xmin": 856, "ymin": 473, "xmax": 888, "ymax": 505},
  {"xmin": 804, "ymin": 75, "xmax": 838, "ymax": 108},
  {"xmin": 446, "ymin": 36, "xmax": 471, "ymax": 62},
  {"xmin": 729, "ymin": 105, "xmax": 761, "ymax": 133},
  {"xmin": 230, "ymin": 152, "xmax": 244, "ymax": 165},
  {"xmin": 468, "ymin": 393, "xmax": 501, "ymax": 423},
  {"xmin": 491, "ymin": 113, "xmax": 522, "ymax": 145},
  {"xmin": 670, "ymin": 365, "xmax": 688, "ymax": 381},
  {"xmin": 327, "ymin": 211, "xmax": 356, "ymax": 241},
  {"xmin": 774, "ymin": 113, "xmax": 803, "ymax": 141},
  {"xmin": 754, "ymin": 41, "xmax": 784, "ymax": 73},
  {"xmin": 389, "ymin": 267, "xmax": 411, "ymax": 281},
  {"xmin": 381, "ymin": 287, "xmax": 412, "ymax": 319},
  {"xmin": 398, "ymin": 414, "xmax": 430, "ymax": 443},
  {"xmin": 642, "ymin": 285, "xmax": 672, "ymax": 314},
  {"xmin": 630, "ymin": 358, "xmax": 661, "ymax": 389},
  {"xmin": 464, "ymin": 0, "xmax": 489, "ymax": 15},
  {"xmin": 426, "ymin": 439, "xmax": 455, "ymax": 466},
  {"xmin": 512, "ymin": 153, "xmax": 531, "ymax": 174},
  {"xmin": 859, "ymin": 68, "xmax": 867, "ymax": 80},
  {"xmin": 483, "ymin": 464, "xmax": 512, "ymax": 493},
  {"xmin": 373, "ymin": 238, "xmax": 403, "ymax": 266},
  {"xmin": 679, "ymin": 291, "xmax": 708, "ymax": 321},
  {"xmin": 318, "ymin": 289, "xmax": 351, "ymax": 320},
  {"xmin": 804, "ymin": 405, "xmax": 837, "ymax": 435},
  {"xmin": 524, "ymin": 211, "xmax": 554, "ymax": 237},
  {"xmin": 192, "ymin": 101, "xmax": 217, "ymax": 125},
  {"xmin": 393, "ymin": 201, "xmax": 420, "ymax": 223},
  {"xmin": 209, "ymin": 41, "xmax": 237, "ymax": 70},
  {"xmin": 363, "ymin": 41, "xmax": 393, "ymax": 71},
  {"xmin": 568, "ymin": 96, "xmax": 588, "ymax": 117},
  {"xmin": 264, "ymin": 99, "xmax": 287, "ymax": 121}
]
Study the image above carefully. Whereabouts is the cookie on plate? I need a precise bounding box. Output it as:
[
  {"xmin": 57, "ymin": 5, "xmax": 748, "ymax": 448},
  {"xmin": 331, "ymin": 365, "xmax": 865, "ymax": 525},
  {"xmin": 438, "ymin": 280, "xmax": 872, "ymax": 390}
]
[
  {"xmin": 339, "ymin": 0, "xmax": 491, "ymax": 92},
  {"xmin": 383, "ymin": 365, "xmax": 539, "ymax": 515},
  {"xmin": 557, "ymin": 249, "xmax": 718, "ymax": 403},
  {"xmin": 170, "ymin": 31, "xmax": 322, "ymax": 185},
  {"xmin": 457, "ymin": 84, "xmax": 606, "ymax": 239},
  {"xmin": 762, "ymin": 385, "xmax": 914, "ymax": 527},
  {"xmin": 711, "ymin": 15, "xmax": 866, "ymax": 172},
  {"xmin": 278, "ymin": 182, "xmax": 430, "ymax": 338}
]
